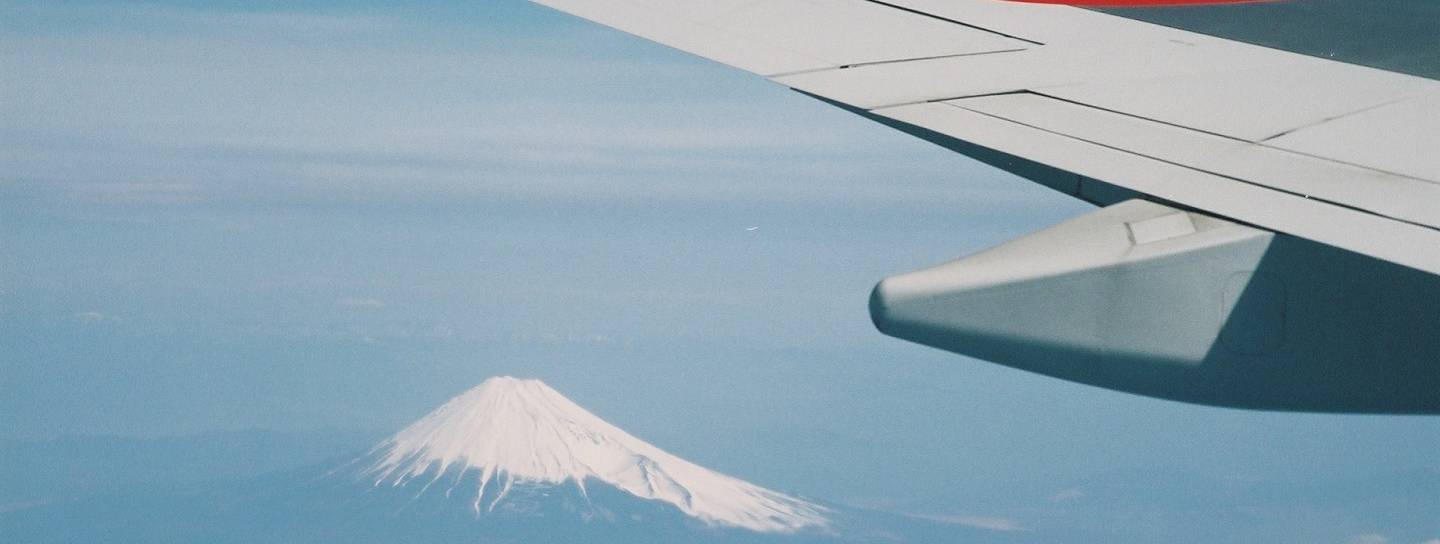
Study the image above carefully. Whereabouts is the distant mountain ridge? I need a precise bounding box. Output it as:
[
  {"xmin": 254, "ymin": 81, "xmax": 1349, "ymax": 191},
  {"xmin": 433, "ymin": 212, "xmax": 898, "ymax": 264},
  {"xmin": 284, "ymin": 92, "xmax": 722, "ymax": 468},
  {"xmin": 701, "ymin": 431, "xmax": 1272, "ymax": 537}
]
[{"xmin": 0, "ymin": 429, "xmax": 375, "ymax": 506}]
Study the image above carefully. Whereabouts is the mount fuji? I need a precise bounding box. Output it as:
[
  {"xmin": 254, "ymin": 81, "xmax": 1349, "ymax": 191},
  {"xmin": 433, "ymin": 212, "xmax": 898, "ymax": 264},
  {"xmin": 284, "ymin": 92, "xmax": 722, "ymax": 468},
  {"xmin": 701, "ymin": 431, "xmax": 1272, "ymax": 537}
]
[
  {"xmin": 1, "ymin": 377, "xmax": 1027, "ymax": 543},
  {"xmin": 342, "ymin": 376, "xmax": 831, "ymax": 535}
]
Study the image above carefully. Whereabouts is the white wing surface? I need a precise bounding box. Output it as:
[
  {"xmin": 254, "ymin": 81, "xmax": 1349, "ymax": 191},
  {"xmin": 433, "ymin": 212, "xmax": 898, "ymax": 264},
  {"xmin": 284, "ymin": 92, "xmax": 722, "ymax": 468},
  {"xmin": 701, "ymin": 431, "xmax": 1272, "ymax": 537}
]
[
  {"xmin": 530, "ymin": 0, "xmax": 1440, "ymax": 274},
  {"xmin": 525, "ymin": 0, "xmax": 1440, "ymax": 414}
]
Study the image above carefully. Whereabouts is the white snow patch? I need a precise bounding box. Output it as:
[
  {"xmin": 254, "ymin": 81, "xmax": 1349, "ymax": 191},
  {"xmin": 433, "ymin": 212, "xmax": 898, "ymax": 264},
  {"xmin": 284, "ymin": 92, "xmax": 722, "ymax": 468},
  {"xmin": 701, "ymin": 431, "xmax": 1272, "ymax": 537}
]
[{"xmin": 363, "ymin": 376, "xmax": 829, "ymax": 533}]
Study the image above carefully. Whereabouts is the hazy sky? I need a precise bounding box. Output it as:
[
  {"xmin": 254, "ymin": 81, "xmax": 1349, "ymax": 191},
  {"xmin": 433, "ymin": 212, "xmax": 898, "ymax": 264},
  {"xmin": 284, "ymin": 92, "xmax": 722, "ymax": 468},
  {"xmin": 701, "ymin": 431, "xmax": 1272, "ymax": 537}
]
[{"xmin": 2, "ymin": 1, "xmax": 1437, "ymax": 541}]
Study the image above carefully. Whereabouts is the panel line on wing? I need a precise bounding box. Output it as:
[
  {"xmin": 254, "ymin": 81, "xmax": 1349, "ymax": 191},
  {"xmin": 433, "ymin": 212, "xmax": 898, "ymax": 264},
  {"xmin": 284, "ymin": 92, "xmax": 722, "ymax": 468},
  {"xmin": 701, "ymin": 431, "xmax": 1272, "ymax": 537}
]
[
  {"xmin": 934, "ymin": 96, "xmax": 1440, "ymax": 234},
  {"xmin": 769, "ymin": 48, "xmax": 1031, "ymax": 78},
  {"xmin": 1257, "ymin": 95, "xmax": 1422, "ymax": 142},
  {"xmin": 1022, "ymin": 90, "xmax": 1440, "ymax": 185},
  {"xmin": 1025, "ymin": 91, "xmax": 1251, "ymax": 143},
  {"xmin": 862, "ymin": 0, "xmax": 1045, "ymax": 46}
]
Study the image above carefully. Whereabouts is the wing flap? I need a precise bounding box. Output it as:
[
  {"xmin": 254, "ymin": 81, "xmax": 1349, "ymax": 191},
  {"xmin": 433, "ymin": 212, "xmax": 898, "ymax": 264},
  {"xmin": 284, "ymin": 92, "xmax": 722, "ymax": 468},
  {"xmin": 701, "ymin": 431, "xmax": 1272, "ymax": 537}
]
[
  {"xmin": 1267, "ymin": 92, "xmax": 1440, "ymax": 183},
  {"xmin": 773, "ymin": 30, "xmax": 1436, "ymax": 139},
  {"xmin": 1041, "ymin": 62, "xmax": 1434, "ymax": 144},
  {"xmin": 951, "ymin": 93, "xmax": 1440, "ymax": 228}
]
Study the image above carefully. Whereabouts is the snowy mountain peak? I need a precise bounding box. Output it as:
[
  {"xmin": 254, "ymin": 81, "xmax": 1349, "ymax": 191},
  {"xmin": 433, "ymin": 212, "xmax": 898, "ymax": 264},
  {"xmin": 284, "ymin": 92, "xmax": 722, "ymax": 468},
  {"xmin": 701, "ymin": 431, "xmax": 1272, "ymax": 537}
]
[{"xmin": 361, "ymin": 376, "xmax": 829, "ymax": 533}]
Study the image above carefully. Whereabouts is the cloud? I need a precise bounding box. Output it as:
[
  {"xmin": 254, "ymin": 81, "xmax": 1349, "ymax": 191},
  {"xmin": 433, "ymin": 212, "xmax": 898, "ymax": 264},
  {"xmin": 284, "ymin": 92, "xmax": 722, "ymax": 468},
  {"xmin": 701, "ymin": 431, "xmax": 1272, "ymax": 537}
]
[
  {"xmin": 73, "ymin": 311, "xmax": 111, "ymax": 323},
  {"xmin": 0, "ymin": 500, "xmax": 55, "ymax": 514},
  {"xmin": 64, "ymin": 181, "xmax": 202, "ymax": 205},
  {"xmin": 0, "ymin": 0, "xmax": 1031, "ymax": 212},
  {"xmin": 1419, "ymin": 540, "xmax": 1439, "ymax": 544},
  {"xmin": 337, "ymin": 297, "xmax": 386, "ymax": 309},
  {"xmin": 1347, "ymin": 535, "xmax": 1388, "ymax": 544},
  {"xmin": 510, "ymin": 332, "xmax": 614, "ymax": 346},
  {"xmin": 905, "ymin": 513, "xmax": 1028, "ymax": 532},
  {"xmin": 5, "ymin": 2, "xmax": 399, "ymax": 38},
  {"xmin": 1048, "ymin": 487, "xmax": 1085, "ymax": 502}
]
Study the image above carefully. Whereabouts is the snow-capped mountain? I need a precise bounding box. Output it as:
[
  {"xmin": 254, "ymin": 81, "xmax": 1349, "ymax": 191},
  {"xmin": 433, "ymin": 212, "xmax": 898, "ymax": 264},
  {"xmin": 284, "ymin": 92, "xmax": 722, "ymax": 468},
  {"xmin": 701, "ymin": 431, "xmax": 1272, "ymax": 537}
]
[
  {"xmin": 1, "ymin": 377, "xmax": 1030, "ymax": 543},
  {"xmin": 351, "ymin": 376, "xmax": 830, "ymax": 534}
]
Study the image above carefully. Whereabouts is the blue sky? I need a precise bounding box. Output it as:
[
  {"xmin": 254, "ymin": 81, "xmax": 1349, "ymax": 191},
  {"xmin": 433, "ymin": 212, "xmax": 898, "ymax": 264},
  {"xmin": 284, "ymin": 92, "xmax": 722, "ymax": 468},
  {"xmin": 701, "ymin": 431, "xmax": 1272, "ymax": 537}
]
[{"xmin": 2, "ymin": 1, "xmax": 1438, "ymax": 541}]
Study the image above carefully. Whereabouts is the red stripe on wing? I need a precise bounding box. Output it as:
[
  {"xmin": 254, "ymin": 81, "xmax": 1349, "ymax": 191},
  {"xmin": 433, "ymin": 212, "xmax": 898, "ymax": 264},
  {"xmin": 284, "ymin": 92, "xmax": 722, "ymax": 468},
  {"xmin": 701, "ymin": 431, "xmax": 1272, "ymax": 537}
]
[{"xmin": 1007, "ymin": 0, "xmax": 1279, "ymax": 6}]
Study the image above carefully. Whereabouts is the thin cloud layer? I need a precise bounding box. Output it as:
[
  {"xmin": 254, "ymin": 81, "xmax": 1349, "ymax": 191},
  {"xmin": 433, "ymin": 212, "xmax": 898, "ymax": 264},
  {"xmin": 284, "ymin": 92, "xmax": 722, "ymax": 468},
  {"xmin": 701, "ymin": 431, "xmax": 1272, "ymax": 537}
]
[
  {"xmin": 905, "ymin": 513, "xmax": 1029, "ymax": 532},
  {"xmin": 1, "ymin": 1, "xmax": 1030, "ymax": 210}
]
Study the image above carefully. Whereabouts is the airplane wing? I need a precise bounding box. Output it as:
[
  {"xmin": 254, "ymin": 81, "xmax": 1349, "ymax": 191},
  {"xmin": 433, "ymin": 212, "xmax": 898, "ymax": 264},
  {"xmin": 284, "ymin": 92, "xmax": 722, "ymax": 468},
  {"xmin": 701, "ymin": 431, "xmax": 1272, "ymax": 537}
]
[{"xmin": 526, "ymin": 0, "xmax": 1440, "ymax": 414}]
